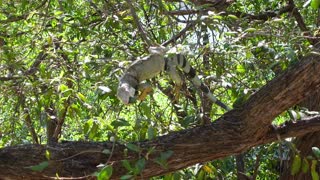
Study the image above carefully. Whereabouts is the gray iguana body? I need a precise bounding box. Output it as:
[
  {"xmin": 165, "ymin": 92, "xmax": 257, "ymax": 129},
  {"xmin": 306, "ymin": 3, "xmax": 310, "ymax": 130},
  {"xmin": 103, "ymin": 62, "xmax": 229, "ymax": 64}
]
[{"xmin": 117, "ymin": 47, "xmax": 231, "ymax": 111}]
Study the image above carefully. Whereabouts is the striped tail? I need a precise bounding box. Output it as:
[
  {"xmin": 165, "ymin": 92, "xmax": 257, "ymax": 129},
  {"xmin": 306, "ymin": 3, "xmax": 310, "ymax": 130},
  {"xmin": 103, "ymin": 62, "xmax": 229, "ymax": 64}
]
[{"xmin": 165, "ymin": 54, "xmax": 231, "ymax": 111}]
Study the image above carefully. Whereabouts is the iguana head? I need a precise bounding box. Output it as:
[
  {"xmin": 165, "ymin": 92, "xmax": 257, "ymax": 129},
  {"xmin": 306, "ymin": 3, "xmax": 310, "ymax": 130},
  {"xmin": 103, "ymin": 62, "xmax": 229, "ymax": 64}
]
[{"xmin": 117, "ymin": 83, "xmax": 136, "ymax": 104}]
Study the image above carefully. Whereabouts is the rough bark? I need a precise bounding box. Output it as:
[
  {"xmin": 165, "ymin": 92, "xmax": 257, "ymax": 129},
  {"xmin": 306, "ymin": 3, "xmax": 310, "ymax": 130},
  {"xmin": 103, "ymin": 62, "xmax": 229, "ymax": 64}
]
[
  {"xmin": 281, "ymin": 89, "xmax": 320, "ymax": 179},
  {"xmin": 1, "ymin": 52, "xmax": 320, "ymax": 179}
]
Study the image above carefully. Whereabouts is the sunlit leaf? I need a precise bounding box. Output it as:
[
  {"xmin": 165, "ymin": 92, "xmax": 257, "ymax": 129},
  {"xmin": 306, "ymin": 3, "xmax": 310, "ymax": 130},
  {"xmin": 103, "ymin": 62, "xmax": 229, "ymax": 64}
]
[
  {"xmin": 311, "ymin": 0, "xmax": 320, "ymax": 9},
  {"xmin": 302, "ymin": 158, "xmax": 309, "ymax": 173},
  {"xmin": 227, "ymin": 14, "xmax": 238, "ymax": 20},
  {"xmin": 202, "ymin": 164, "xmax": 213, "ymax": 174},
  {"xmin": 77, "ymin": 92, "xmax": 87, "ymax": 102},
  {"xmin": 111, "ymin": 119, "xmax": 130, "ymax": 128},
  {"xmin": 244, "ymin": 28, "xmax": 256, "ymax": 33},
  {"xmin": 88, "ymin": 122, "xmax": 99, "ymax": 139},
  {"xmin": 45, "ymin": 150, "xmax": 50, "ymax": 160},
  {"xmin": 236, "ymin": 64, "xmax": 246, "ymax": 73},
  {"xmin": 311, "ymin": 160, "xmax": 319, "ymax": 180},
  {"xmin": 126, "ymin": 143, "xmax": 140, "ymax": 152},
  {"xmin": 120, "ymin": 174, "xmax": 134, "ymax": 180},
  {"xmin": 97, "ymin": 165, "xmax": 112, "ymax": 180},
  {"xmin": 59, "ymin": 84, "xmax": 69, "ymax": 92},
  {"xmin": 291, "ymin": 154, "xmax": 301, "ymax": 175}
]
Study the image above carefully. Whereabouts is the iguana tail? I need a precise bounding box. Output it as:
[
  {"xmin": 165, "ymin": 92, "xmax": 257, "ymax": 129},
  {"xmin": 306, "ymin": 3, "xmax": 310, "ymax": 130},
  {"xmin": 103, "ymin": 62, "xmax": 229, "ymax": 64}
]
[{"xmin": 165, "ymin": 54, "xmax": 231, "ymax": 111}]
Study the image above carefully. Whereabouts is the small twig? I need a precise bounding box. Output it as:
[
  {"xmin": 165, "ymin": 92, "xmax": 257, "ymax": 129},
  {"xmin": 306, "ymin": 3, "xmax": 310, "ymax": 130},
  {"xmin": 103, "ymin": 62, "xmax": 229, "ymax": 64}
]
[
  {"xmin": 252, "ymin": 153, "xmax": 261, "ymax": 179},
  {"xmin": 162, "ymin": 21, "xmax": 196, "ymax": 46},
  {"xmin": 126, "ymin": 0, "xmax": 153, "ymax": 47},
  {"xmin": 288, "ymin": 0, "xmax": 318, "ymax": 45},
  {"xmin": 55, "ymin": 150, "xmax": 104, "ymax": 162}
]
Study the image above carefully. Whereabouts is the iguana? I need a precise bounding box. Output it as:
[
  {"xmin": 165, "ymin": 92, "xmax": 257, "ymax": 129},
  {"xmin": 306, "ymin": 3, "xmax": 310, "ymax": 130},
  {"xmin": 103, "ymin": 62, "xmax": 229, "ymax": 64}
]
[{"xmin": 116, "ymin": 47, "xmax": 231, "ymax": 111}]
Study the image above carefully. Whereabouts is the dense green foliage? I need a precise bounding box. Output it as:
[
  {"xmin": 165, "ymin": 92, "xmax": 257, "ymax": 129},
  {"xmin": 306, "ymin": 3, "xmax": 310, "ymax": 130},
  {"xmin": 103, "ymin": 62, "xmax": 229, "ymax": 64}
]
[{"xmin": 0, "ymin": 0, "xmax": 319, "ymax": 179}]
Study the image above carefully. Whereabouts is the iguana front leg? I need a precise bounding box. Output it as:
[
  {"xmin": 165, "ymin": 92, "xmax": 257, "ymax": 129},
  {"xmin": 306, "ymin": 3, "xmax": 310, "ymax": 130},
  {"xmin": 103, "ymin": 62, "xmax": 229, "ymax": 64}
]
[{"xmin": 137, "ymin": 82, "xmax": 153, "ymax": 101}]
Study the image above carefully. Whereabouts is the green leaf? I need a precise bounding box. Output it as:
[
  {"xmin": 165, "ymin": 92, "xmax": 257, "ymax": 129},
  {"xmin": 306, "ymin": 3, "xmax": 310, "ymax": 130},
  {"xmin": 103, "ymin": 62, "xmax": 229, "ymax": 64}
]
[
  {"xmin": 121, "ymin": 160, "xmax": 133, "ymax": 171},
  {"xmin": 27, "ymin": 161, "xmax": 49, "ymax": 172},
  {"xmin": 97, "ymin": 165, "xmax": 112, "ymax": 180},
  {"xmin": 244, "ymin": 28, "xmax": 256, "ymax": 33},
  {"xmin": 311, "ymin": 0, "xmax": 320, "ymax": 9},
  {"xmin": 197, "ymin": 170, "xmax": 205, "ymax": 180},
  {"xmin": 77, "ymin": 92, "xmax": 87, "ymax": 102},
  {"xmin": 224, "ymin": 31, "xmax": 238, "ymax": 36},
  {"xmin": 179, "ymin": 115, "xmax": 196, "ymax": 128},
  {"xmin": 126, "ymin": 143, "xmax": 140, "ymax": 152},
  {"xmin": 161, "ymin": 150, "xmax": 174, "ymax": 160},
  {"xmin": 312, "ymin": 147, "xmax": 320, "ymax": 158},
  {"xmin": 83, "ymin": 119, "xmax": 93, "ymax": 134},
  {"xmin": 51, "ymin": 19, "xmax": 57, "ymax": 28},
  {"xmin": 88, "ymin": 122, "xmax": 99, "ymax": 139},
  {"xmin": 54, "ymin": 10, "xmax": 63, "ymax": 16},
  {"xmin": 134, "ymin": 158, "xmax": 146, "ymax": 174},
  {"xmin": 212, "ymin": 15, "xmax": 223, "ymax": 20},
  {"xmin": 147, "ymin": 126, "xmax": 156, "ymax": 140},
  {"xmin": 291, "ymin": 154, "xmax": 301, "ymax": 175},
  {"xmin": 311, "ymin": 160, "xmax": 319, "ymax": 180},
  {"xmin": 123, "ymin": 16, "xmax": 133, "ymax": 22},
  {"xmin": 59, "ymin": 84, "xmax": 69, "ymax": 92},
  {"xmin": 111, "ymin": 119, "xmax": 130, "ymax": 128},
  {"xmin": 155, "ymin": 150, "xmax": 174, "ymax": 168},
  {"xmin": 236, "ymin": 64, "xmax": 246, "ymax": 73},
  {"xmin": 45, "ymin": 150, "xmax": 51, "ymax": 160},
  {"xmin": 302, "ymin": 158, "xmax": 309, "ymax": 173},
  {"xmin": 227, "ymin": 14, "xmax": 238, "ymax": 20},
  {"xmin": 141, "ymin": 103, "xmax": 152, "ymax": 119},
  {"xmin": 120, "ymin": 175, "xmax": 134, "ymax": 180}
]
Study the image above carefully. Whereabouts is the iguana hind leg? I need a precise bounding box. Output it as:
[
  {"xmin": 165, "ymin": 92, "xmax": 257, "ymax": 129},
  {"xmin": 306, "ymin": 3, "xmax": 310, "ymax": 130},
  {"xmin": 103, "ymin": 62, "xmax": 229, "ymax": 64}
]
[{"xmin": 172, "ymin": 83, "xmax": 182, "ymax": 102}]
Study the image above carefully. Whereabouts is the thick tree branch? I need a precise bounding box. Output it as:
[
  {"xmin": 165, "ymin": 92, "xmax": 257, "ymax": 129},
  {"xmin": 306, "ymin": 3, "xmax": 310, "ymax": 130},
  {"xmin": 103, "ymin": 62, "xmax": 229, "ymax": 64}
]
[
  {"xmin": 288, "ymin": 0, "xmax": 317, "ymax": 45},
  {"xmin": 266, "ymin": 115, "xmax": 320, "ymax": 142},
  {"xmin": 165, "ymin": 3, "xmax": 293, "ymax": 22},
  {"xmin": 226, "ymin": 4, "xmax": 294, "ymax": 21},
  {"xmin": 1, "ymin": 51, "xmax": 320, "ymax": 179}
]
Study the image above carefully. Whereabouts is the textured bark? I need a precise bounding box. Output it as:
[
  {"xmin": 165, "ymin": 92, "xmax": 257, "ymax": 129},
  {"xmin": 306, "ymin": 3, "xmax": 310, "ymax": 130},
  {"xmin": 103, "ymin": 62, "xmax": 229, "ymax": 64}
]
[
  {"xmin": 1, "ymin": 52, "xmax": 320, "ymax": 179},
  {"xmin": 280, "ymin": 89, "xmax": 320, "ymax": 179}
]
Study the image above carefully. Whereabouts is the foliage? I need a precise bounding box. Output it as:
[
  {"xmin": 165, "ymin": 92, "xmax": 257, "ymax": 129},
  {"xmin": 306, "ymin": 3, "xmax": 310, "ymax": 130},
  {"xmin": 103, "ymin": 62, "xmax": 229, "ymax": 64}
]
[{"xmin": 0, "ymin": 0, "xmax": 319, "ymax": 179}]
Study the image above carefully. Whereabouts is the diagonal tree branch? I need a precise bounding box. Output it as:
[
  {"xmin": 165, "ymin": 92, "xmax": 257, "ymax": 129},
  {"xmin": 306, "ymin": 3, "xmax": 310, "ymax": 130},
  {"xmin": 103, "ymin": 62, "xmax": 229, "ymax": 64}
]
[
  {"xmin": 162, "ymin": 22, "xmax": 197, "ymax": 46},
  {"xmin": 126, "ymin": 0, "xmax": 153, "ymax": 47}
]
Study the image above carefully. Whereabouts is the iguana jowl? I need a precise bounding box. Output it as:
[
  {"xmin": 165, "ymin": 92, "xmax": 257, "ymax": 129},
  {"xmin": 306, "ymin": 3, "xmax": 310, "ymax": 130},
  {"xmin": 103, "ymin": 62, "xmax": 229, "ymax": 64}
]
[{"xmin": 117, "ymin": 47, "xmax": 231, "ymax": 111}]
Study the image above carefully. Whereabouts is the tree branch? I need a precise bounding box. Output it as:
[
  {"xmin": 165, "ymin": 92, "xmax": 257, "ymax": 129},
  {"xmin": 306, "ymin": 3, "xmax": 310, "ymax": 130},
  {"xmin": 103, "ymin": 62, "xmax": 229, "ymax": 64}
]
[
  {"xmin": 1, "ymin": 50, "xmax": 320, "ymax": 179},
  {"xmin": 162, "ymin": 22, "xmax": 196, "ymax": 46},
  {"xmin": 126, "ymin": 0, "xmax": 153, "ymax": 47}
]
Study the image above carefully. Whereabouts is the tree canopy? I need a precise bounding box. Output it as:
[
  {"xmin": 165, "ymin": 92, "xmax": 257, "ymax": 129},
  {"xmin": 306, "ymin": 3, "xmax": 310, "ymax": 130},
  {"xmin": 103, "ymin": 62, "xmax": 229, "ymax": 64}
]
[{"xmin": 1, "ymin": 0, "xmax": 320, "ymax": 179}]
